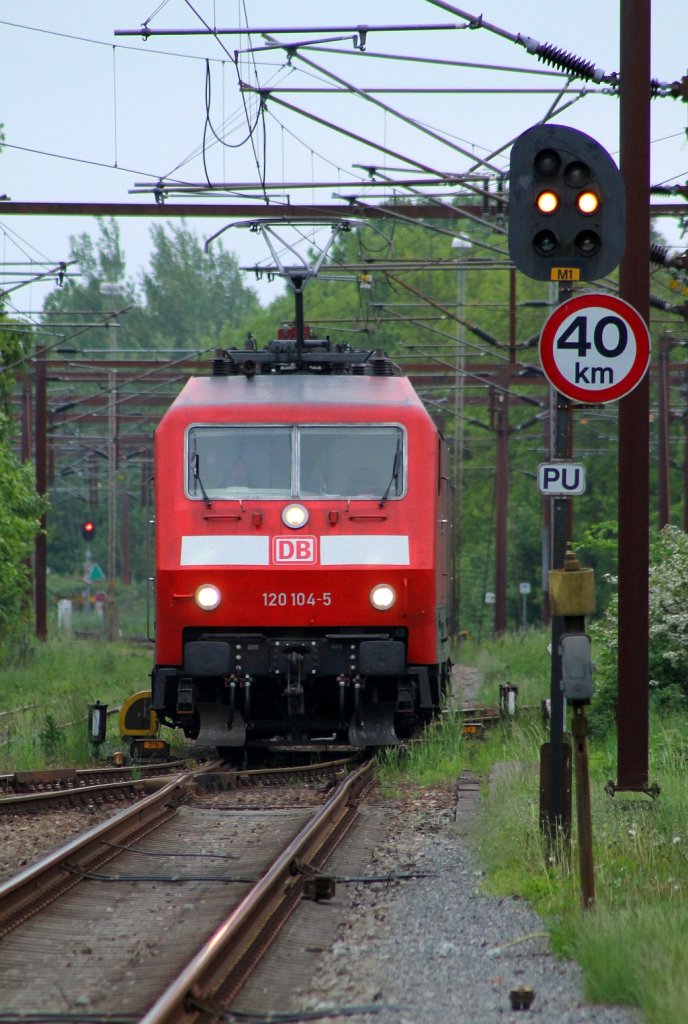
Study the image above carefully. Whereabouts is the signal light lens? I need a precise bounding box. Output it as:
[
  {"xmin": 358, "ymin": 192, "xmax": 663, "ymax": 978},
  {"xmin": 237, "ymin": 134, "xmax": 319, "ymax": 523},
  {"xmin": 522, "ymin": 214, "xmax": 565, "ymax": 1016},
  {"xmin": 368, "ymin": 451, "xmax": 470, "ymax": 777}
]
[
  {"xmin": 370, "ymin": 584, "xmax": 396, "ymax": 611},
  {"xmin": 577, "ymin": 190, "xmax": 600, "ymax": 215},
  {"xmin": 534, "ymin": 148, "xmax": 560, "ymax": 176},
  {"xmin": 81, "ymin": 520, "xmax": 96, "ymax": 541},
  {"xmin": 533, "ymin": 229, "xmax": 558, "ymax": 257},
  {"xmin": 282, "ymin": 503, "xmax": 309, "ymax": 529},
  {"xmin": 564, "ymin": 160, "xmax": 590, "ymax": 188},
  {"xmin": 195, "ymin": 584, "xmax": 221, "ymax": 611},
  {"xmin": 536, "ymin": 190, "xmax": 559, "ymax": 215},
  {"xmin": 575, "ymin": 230, "xmax": 601, "ymax": 256}
]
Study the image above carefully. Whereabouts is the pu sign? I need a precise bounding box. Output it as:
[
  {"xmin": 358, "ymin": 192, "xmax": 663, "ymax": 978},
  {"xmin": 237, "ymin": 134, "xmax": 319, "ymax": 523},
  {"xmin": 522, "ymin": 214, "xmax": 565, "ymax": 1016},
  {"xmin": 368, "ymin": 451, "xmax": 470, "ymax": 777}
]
[
  {"xmin": 272, "ymin": 536, "xmax": 317, "ymax": 564},
  {"xmin": 538, "ymin": 462, "xmax": 586, "ymax": 496},
  {"xmin": 539, "ymin": 293, "xmax": 650, "ymax": 404}
]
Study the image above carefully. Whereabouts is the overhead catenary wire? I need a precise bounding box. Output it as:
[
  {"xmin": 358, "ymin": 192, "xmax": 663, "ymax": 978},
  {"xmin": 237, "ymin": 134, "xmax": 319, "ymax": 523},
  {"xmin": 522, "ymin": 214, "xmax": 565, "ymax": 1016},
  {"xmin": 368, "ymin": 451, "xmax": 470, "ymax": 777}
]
[
  {"xmin": 130, "ymin": 6, "xmax": 529, "ymax": 202},
  {"xmin": 423, "ymin": 0, "xmax": 617, "ymax": 85},
  {"xmin": 181, "ymin": 0, "xmax": 270, "ymax": 202},
  {"xmin": 300, "ymin": 43, "xmax": 589, "ymax": 80},
  {"xmin": 3, "ymin": 12, "xmax": 685, "ymax": 346},
  {"xmin": 261, "ymin": 38, "xmax": 515, "ymax": 178},
  {"xmin": 3, "ymin": 9, "xmax": 680, "ymax": 226}
]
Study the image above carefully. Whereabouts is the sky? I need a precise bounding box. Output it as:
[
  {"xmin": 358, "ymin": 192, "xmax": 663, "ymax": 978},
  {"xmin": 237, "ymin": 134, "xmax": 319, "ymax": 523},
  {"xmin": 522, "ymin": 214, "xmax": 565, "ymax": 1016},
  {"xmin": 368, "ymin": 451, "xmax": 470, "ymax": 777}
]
[{"xmin": 1, "ymin": 2, "xmax": 686, "ymax": 320}]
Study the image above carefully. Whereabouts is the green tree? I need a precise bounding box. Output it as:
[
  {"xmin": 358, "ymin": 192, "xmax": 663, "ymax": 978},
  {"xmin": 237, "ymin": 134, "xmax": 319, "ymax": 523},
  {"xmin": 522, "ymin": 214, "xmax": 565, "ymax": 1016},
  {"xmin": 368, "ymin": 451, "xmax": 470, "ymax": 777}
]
[
  {"xmin": 41, "ymin": 218, "xmax": 143, "ymax": 355},
  {"xmin": 0, "ymin": 321, "xmax": 47, "ymax": 644},
  {"xmin": 140, "ymin": 222, "xmax": 259, "ymax": 350},
  {"xmin": 38, "ymin": 220, "xmax": 263, "ymax": 582}
]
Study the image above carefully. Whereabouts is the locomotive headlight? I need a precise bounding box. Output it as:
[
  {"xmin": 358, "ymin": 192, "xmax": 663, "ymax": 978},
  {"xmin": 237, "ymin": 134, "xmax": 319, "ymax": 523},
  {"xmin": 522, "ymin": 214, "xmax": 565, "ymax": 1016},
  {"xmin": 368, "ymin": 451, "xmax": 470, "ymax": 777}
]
[
  {"xmin": 195, "ymin": 583, "xmax": 221, "ymax": 611},
  {"xmin": 282, "ymin": 503, "xmax": 309, "ymax": 529},
  {"xmin": 370, "ymin": 583, "xmax": 396, "ymax": 611}
]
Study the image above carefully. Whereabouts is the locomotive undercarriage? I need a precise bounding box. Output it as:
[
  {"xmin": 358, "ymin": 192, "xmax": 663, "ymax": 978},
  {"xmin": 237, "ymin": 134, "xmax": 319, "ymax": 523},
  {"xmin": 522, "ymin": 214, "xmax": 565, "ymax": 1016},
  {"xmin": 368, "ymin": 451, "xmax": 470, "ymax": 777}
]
[{"xmin": 152, "ymin": 626, "xmax": 444, "ymax": 748}]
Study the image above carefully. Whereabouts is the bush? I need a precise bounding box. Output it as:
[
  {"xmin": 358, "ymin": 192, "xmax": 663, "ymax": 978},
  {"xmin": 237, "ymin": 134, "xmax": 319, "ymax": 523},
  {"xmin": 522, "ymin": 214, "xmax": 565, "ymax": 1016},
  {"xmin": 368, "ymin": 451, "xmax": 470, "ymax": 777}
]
[{"xmin": 589, "ymin": 525, "xmax": 688, "ymax": 733}]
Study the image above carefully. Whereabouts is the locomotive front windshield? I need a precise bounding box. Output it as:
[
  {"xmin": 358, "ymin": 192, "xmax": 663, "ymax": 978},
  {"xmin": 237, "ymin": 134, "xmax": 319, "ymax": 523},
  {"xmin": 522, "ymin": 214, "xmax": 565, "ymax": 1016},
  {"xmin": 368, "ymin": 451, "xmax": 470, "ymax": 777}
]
[{"xmin": 187, "ymin": 424, "xmax": 404, "ymax": 500}]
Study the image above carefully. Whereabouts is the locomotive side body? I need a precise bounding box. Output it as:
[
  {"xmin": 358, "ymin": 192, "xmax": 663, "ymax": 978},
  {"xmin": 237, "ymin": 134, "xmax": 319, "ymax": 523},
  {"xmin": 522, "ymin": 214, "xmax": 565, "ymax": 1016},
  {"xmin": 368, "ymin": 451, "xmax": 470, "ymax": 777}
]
[{"xmin": 151, "ymin": 370, "xmax": 452, "ymax": 748}]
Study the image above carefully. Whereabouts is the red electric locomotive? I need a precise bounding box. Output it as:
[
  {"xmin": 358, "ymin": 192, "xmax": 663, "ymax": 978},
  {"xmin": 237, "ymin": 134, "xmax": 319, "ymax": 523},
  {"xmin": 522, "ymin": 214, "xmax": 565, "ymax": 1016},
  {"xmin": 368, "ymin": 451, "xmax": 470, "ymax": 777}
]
[{"xmin": 151, "ymin": 332, "xmax": 454, "ymax": 749}]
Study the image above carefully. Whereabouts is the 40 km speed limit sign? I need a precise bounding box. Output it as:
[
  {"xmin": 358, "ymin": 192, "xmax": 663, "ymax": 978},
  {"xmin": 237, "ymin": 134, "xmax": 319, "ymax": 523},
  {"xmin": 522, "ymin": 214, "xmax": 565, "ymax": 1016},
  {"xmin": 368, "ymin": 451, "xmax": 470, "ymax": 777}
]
[{"xmin": 539, "ymin": 293, "xmax": 651, "ymax": 404}]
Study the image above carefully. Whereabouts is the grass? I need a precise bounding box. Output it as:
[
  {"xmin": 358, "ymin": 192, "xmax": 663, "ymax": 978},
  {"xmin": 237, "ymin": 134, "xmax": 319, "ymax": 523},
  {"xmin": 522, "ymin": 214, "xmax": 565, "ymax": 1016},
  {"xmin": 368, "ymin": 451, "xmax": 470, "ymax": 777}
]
[
  {"xmin": 458, "ymin": 627, "xmax": 552, "ymax": 709},
  {"xmin": 4, "ymin": 624, "xmax": 688, "ymax": 1021},
  {"xmin": 375, "ymin": 629, "xmax": 688, "ymax": 1023},
  {"xmin": 0, "ymin": 633, "xmax": 156, "ymax": 771},
  {"xmin": 376, "ymin": 710, "xmax": 464, "ymax": 791},
  {"xmin": 455, "ymin": 631, "xmax": 688, "ymax": 1024}
]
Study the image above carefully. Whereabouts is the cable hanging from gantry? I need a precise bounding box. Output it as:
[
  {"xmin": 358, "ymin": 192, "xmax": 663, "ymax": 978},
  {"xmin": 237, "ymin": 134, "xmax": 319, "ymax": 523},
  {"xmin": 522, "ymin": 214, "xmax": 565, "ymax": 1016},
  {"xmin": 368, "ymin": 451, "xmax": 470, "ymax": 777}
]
[
  {"xmin": 258, "ymin": 36, "xmax": 506, "ymax": 178},
  {"xmin": 243, "ymin": 86, "xmax": 506, "ymax": 214}
]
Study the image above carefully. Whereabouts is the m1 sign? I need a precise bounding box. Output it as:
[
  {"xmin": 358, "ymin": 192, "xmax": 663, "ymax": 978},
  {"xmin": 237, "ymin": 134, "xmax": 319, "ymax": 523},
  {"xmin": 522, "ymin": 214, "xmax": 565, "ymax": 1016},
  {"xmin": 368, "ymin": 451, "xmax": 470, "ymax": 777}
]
[{"xmin": 539, "ymin": 293, "xmax": 651, "ymax": 403}]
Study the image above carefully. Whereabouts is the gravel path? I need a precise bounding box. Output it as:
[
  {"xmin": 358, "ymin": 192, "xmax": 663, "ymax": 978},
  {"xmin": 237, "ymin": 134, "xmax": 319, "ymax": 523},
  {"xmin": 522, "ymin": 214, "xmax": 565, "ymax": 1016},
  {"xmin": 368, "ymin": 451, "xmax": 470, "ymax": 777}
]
[
  {"xmin": 292, "ymin": 662, "xmax": 642, "ymax": 1023},
  {"xmin": 296, "ymin": 781, "xmax": 641, "ymax": 1024}
]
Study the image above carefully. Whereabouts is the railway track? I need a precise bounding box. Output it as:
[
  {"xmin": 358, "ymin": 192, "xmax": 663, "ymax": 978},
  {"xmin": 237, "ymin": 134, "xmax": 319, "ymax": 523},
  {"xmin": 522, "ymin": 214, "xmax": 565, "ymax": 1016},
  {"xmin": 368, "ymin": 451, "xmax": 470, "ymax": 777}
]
[
  {"xmin": 0, "ymin": 760, "xmax": 210, "ymax": 813},
  {"xmin": 0, "ymin": 757, "xmax": 375, "ymax": 1022},
  {"xmin": 0, "ymin": 755, "xmax": 361, "ymax": 813}
]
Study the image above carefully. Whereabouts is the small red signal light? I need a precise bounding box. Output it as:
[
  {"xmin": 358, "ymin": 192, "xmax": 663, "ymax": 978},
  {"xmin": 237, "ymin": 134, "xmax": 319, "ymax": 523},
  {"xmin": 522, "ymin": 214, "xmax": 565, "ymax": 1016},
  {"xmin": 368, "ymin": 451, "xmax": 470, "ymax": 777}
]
[{"xmin": 81, "ymin": 520, "xmax": 96, "ymax": 541}]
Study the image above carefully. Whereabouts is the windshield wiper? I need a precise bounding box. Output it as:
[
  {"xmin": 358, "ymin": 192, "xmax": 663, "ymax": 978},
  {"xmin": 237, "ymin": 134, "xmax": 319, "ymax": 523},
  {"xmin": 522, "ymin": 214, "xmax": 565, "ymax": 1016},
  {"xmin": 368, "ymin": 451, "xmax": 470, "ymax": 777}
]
[
  {"xmin": 379, "ymin": 436, "xmax": 402, "ymax": 508},
  {"xmin": 193, "ymin": 453, "xmax": 212, "ymax": 508}
]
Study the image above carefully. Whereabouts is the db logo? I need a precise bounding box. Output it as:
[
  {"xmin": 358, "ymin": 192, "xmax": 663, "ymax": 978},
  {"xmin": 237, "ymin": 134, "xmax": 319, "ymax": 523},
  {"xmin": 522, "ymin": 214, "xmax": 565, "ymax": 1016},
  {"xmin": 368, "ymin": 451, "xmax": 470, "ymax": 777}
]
[{"xmin": 272, "ymin": 536, "xmax": 317, "ymax": 564}]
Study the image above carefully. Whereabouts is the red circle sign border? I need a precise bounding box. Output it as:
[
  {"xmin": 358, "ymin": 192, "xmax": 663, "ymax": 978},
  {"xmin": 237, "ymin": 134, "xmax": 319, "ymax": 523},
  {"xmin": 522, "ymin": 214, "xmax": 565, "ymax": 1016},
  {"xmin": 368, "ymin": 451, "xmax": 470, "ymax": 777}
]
[{"xmin": 539, "ymin": 293, "xmax": 651, "ymax": 403}]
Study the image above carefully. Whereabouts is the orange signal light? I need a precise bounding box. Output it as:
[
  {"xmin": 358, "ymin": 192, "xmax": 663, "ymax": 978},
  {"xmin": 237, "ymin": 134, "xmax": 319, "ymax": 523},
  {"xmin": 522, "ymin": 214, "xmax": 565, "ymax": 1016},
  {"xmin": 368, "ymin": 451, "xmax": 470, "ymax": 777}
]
[
  {"xmin": 536, "ymin": 190, "xmax": 559, "ymax": 215},
  {"xmin": 577, "ymin": 190, "xmax": 600, "ymax": 215}
]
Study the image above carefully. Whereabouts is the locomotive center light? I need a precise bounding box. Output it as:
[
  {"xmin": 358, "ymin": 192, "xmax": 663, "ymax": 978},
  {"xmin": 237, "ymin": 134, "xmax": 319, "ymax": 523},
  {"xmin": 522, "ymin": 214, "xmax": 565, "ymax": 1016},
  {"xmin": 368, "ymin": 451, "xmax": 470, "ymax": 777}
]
[
  {"xmin": 282, "ymin": 503, "xmax": 309, "ymax": 529},
  {"xmin": 536, "ymin": 190, "xmax": 559, "ymax": 215},
  {"xmin": 195, "ymin": 584, "xmax": 221, "ymax": 611},
  {"xmin": 370, "ymin": 583, "xmax": 396, "ymax": 611}
]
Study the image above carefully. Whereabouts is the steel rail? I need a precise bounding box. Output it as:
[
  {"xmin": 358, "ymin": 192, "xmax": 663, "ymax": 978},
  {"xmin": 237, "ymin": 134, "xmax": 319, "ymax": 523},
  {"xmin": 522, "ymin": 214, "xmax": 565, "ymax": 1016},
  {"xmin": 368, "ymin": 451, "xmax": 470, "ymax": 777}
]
[
  {"xmin": 0, "ymin": 756, "xmax": 358, "ymax": 810},
  {"xmin": 140, "ymin": 758, "xmax": 374, "ymax": 1024},
  {"xmin": 0, "ymin": 776, "xmax": 165, "ymax": 813},
  {"xmin": 0, "ymin": 772, "xmax": 193, "ymax": 938},
  {"xmin": 0, "ymin": 759, "xmax": 192, "ymax": 795}
]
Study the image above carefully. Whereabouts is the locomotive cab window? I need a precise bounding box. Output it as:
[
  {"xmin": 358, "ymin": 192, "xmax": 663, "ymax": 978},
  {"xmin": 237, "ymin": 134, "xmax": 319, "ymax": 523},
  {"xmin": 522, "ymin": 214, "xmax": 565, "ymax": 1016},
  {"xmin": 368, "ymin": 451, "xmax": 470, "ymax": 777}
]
[
  {"xmin": 187, "ymin": 426, "xmax": 291, "ymax": 498},
  {"xmin": 186, "ymin": 424, "xmax": 405, "ymax": 500},
  {"xmin": 299, "ymin": 426, "xmax": 404, "ymax": 498}
]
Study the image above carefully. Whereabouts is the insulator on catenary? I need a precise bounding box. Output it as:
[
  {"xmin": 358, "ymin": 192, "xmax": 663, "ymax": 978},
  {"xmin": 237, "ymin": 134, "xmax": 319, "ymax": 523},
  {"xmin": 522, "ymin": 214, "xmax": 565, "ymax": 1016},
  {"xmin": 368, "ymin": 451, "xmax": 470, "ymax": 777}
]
[
  {"xmin": 649, "ymin": 293, "xmax": 676, "ymax": 312},
  {"xmin": 650, "ymin": 243, "xmax": 673, "ymax": 267},
  {"xmin": 521, "ymin": 38, "xmax": 607, "ymax": 83},
  {"xmin": 650, "ymin": 245, "xmax": 688, "ymax": 271}
]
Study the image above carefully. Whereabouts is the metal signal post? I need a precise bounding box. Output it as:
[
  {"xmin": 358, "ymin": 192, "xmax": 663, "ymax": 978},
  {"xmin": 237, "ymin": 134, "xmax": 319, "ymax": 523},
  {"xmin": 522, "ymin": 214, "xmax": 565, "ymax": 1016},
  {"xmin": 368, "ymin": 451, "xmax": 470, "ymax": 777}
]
[{"xmin": 545, "ymin": 283, "xmax": 573, "ymax": 841}]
